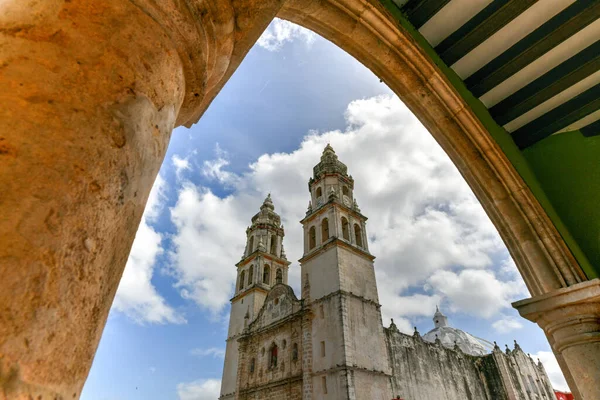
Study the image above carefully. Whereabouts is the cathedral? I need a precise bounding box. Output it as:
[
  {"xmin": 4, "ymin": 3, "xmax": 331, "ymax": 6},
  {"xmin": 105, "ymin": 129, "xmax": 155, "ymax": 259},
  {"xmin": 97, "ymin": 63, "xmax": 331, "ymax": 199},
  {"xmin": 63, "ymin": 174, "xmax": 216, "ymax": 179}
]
[{"xmin": 219, "ymin": 145, "xmax": 556, "ymax": 400}]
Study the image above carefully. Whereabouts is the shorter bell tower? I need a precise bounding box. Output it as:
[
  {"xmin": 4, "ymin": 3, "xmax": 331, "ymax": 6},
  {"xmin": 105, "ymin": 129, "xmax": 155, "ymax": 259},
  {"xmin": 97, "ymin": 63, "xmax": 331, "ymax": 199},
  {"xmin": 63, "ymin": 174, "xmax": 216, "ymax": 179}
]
[{"xmin": 219, "ymin": 194, "xmax": 291, "ymax": 400}]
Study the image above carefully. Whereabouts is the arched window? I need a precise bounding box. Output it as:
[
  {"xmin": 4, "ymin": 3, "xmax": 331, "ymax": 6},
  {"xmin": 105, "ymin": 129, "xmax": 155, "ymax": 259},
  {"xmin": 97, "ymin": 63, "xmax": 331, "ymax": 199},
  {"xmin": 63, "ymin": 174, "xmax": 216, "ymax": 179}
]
[
  {"xmin": 269, "ymin": 344, "xmax": 278, "ymax": 368},
  {"xmin": 276, "ymin": 268, "xmax": 283, "ymax": 284},
  {"xmin": 270, "ymin": 234, "xmax": 277, "ymax": 255},
  {"xmin": 316, "ymin": 187, "xmax": 322, "ymax": 198},
  {"xmin": 321, "ymin": 218, "xmax": 329, "ymax": 242},
  {"xmin": 248, "ymin": 265, "xmax": 254, "ymax": 286},
  {"xmin": 341, "ymin": 217, "xmax": 350, "ymax": 240},
  {"xmin": 342, "ymin": 186, "xmax": 349, "ymax": 196},
  {"xmin": 248, "ymin": 236, "xmax": 254, "ymax": 254},
  {"xmin": 292, "ymin": 343, "xmax": 298, "ymax": 361},
  {"xmin": 354, "ymin": 223, "xmax": 363, "ymax": 247},
  {"xmin": 309, "ymin": 226, "xmax": 316, "ymax": 250},
  {"xmin": 239, "ymin": 270, "xmax": 245, "ymax": 291},
  {"xmin": 263, "ymin": 265, "xmax": 270, "ymax": 284}
]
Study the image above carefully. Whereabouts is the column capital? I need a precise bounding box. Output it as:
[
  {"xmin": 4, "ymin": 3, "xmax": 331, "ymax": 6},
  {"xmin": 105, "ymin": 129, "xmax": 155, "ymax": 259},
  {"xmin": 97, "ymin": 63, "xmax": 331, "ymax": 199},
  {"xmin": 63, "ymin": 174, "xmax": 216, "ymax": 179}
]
[{"xmin": 514, "ymin": 279, "xmax": 600, "ymax": 353}]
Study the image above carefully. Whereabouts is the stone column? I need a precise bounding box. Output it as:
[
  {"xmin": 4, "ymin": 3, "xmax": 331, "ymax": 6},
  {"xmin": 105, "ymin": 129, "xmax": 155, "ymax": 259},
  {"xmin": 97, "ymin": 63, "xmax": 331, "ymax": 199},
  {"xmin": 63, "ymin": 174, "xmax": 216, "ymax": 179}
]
[
  {"xmin": 0, "ymin": 0, "xmax": 282, "ymax": 398},
  {"xmin": 514, "ymin": 279, "xmax": 600, "ymax": 400}
]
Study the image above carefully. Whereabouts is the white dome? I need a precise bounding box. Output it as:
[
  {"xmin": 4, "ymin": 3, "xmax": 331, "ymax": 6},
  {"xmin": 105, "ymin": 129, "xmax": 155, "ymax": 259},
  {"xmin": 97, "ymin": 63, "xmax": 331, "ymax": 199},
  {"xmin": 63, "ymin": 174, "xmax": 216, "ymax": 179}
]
[
  {"xmin": 422, "ymin": 307, "xmax": 493, "ymax": 356},
  {"xmin": 423, "ymin": 326, "xmax": 493, "ymax": 356}
]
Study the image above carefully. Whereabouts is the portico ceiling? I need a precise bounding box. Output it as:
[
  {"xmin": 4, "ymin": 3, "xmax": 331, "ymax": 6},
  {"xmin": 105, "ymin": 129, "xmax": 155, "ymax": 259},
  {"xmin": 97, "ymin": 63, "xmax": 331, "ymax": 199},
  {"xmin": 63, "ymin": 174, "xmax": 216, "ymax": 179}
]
[{"xmin": 392, "ymin": 0, "xmax": 600, "ymax": 149}]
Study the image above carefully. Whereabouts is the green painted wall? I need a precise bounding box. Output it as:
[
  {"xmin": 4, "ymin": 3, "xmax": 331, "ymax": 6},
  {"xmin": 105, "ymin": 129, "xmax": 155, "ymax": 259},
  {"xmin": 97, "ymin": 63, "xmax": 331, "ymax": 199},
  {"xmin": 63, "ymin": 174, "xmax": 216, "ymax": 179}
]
[
  {"xmin": 378, "ymin": 0, "xmax": 595, "ymax": 279},
  {"xmin": 523, "ymin": 131, "xmax": 600, "ymax": 276}
]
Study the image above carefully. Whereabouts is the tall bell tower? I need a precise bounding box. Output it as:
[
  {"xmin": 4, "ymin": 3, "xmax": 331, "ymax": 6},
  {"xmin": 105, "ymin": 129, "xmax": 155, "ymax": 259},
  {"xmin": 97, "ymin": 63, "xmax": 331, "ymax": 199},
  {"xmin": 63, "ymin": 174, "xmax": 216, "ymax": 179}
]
[
  {"xmin": 299, "ymin": 145, "xmax": 392, "ymax": 399},
  {"xmin": 219, "ymin": 194, "xmax": 291, "ymax": 400}
]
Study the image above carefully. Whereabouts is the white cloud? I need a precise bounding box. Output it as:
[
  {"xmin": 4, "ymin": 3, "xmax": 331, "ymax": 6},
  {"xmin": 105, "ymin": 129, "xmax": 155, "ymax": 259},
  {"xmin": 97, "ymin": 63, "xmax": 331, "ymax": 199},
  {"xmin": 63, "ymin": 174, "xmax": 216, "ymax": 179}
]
[
  {"xmin": 169, "ymin": 94, "xmax": 521, "ymax": 326},
  {"xmin": 191, "ymin": 347, "xmax": 225, "ymax": 359},
  {"xmin": 534, "ymin": 351, "xmax": 569, "ymax": 392},
  {"xmin": 173, "ymin": 155, "xmax": 192, "ymax": 179},
  {"xmin": 492, "ymin": 316, "xmax": 524, "ymax": 334},
  {"xmin": 427, "ymin": 269, "xmax": 527, "ymax": 318},
  {"xmin": 177, "ymin": 379, "xmax": 221, "ymax": 400},
  {"xmin": 113, "ymin": 175, "xmax": 185, "ymax": 324},
  {"xmin": 257, "ymin": 18, "xmax": 316, "ymax": 51}
]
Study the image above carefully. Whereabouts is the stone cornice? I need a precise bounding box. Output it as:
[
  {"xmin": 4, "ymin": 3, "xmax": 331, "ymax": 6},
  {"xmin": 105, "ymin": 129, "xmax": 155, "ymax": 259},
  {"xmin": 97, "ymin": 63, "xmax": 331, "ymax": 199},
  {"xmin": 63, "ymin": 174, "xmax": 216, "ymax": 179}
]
[
  {"xmin": 238, "ymin": 374, "xmax": 303, "ymax": 394},
  {"xmin": 236, "ymin": 251, "xmax": 291, "ymax": 268},
  {"xmin": 312, "ymin": 289, "xmax": 381, "ymax": 309},
  {"xmin": 514, "ymin": 279, "xmax": 600, "ymax": 352},
  {"xmin": 301, "ymin": 198, "xmax": 368, "ymax": 224},
  {"xmin": 299, "ymin": 237, "xmax": 375, "ymax": 264},
  {"xmin": 312, "ymin": 364, "xmax": 391, "ymax": 378},
  {"xmin": 230, "ymin": 285, "xmax": 269, "ymax": 302}
]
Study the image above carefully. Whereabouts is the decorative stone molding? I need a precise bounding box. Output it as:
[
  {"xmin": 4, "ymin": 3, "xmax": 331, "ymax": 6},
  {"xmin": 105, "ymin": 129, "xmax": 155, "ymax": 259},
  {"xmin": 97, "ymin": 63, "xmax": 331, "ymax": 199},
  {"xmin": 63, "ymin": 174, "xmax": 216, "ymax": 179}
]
[{"xmin": 514, "ymin": 279, "xmax": 600, "ymax": 399}]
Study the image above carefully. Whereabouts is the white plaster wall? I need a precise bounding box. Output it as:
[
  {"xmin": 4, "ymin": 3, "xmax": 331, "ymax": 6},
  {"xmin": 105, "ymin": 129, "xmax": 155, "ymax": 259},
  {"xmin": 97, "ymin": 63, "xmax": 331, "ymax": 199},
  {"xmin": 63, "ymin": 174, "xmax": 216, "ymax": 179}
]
[
  {"xmin": 220, "ymin": 338, "xmax": 239, "ymax": 398},
  {"xmin": 337, "ymin": 247, "xmax": 379, "ymax": 302},
  {"xmin": 343, "ymin": 295, "xmax": 390, "ymax": 373},
  {"xmin": 310, "ymin": 296, "xmax": 346, "ymax": 373},
  {"xmin": 302, "ymin": 247, "xmax": 341, "ymax": 300}
]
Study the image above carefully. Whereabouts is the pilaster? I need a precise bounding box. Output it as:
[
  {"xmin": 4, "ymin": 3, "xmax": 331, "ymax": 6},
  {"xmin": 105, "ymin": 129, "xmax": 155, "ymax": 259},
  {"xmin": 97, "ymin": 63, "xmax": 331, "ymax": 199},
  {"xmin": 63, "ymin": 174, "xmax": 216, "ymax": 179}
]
[{"xmin": 514, "ymin": 279, "xmax": 600, "ymax": 400}]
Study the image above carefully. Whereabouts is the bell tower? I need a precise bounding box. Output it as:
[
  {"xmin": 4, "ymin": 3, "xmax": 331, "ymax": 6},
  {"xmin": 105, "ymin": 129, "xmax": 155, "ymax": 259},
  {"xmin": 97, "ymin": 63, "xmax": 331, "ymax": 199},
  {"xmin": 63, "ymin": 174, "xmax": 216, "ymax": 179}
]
[
  {"xmin": 219, "ymin": 194, "xmax": 291, "ymax": 400},
  {"xmin": 300, "ymin": 145, "xmax": 392, "ymax": 399}
]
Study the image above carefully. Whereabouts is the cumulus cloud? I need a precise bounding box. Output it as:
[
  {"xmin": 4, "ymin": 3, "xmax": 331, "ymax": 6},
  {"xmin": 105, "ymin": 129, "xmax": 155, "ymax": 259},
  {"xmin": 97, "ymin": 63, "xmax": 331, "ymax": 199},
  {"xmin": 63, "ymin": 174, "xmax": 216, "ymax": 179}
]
[
  {"xmin": 113, "ymin": 175, "xmax": 185, "ymax": 324},
  {"xmin": 257, "ymin": 18, "xmax": 316, "ymax": 51},
  {"xmin": 177, "ymin": 379, "xmax": 221, "ymax": 400},
  {"xmin": 492, "ymin": 316, "xmax": 524, "ymax": 334},
  {"xmin": 191, "ymin": 347, "xmax": 225, "ymax": 359},
  {"xmin": 168, "ymin": 95, "xmax": 521, "ymax": 327},
  {"xmin": 534, "ymin": 351, "xmax": 570, "ymax": 392},
  {"xmin": 427, "ymin": 269, "xmax": 527, "ymax": 318}
]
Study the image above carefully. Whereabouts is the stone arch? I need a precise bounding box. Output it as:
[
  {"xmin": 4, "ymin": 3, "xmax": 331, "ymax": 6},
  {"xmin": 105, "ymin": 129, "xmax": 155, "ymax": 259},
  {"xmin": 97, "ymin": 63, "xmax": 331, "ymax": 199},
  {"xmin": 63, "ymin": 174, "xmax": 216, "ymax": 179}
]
[
  {"xmin": 278, "ymin": 0, "xmax": 583, "ymax": 298},
  {"xmin": 248, "ymin": 265, "xmax": 254, "ymax": 286},
  {"xmin": 342, "ymin": 186, "xmax": 349, "ymax": 196},
  {"xmin": 1, "ymin": 0, "xmax": 593, "ymax": 397},
  {"xmin": 276, "ymin": 268, "xmax": 283, "ymax": 284},
  {"xmin": 309, "ymin": 226, "xmax": 316, "ymax": 250},
  {"xmin": 263, "ymin": 265, "xmax": 271, "ymax": 285},
  {"xmin": 239, "ymin": 270, "xmax": 245, "ymax": 291},
  {"xmin": 321, "ymin": 218, "xmax": 329, "ymax": 242},
  {"xmin": 341, "ymin": 217, "xmax": 350, "ymax": 241},
  {"xmin": 248, "ymin": 236, "xmax": 254, "ymax": 255},
  {"xmin": 269, "ymin": 342, "xmax": 278, "ymax": 369},
  {"xmin": 316, "ymin": 187, "xmax": 322, "ymax": 198},
  {"xmin": 270, "ymin": 234, "xmax": 277, "ymax": 255},
  {"xmin": 354, "ymin": 223, "xmax": 363, "ymax": 248}
]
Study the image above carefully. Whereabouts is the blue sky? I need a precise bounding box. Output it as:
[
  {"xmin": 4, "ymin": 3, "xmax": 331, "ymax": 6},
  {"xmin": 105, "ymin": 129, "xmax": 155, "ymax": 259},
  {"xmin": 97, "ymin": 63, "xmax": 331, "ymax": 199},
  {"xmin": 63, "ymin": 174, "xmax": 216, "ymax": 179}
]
[{"xmin": 81, "ymin": 19, "xmax": 567, "ymax": 400}]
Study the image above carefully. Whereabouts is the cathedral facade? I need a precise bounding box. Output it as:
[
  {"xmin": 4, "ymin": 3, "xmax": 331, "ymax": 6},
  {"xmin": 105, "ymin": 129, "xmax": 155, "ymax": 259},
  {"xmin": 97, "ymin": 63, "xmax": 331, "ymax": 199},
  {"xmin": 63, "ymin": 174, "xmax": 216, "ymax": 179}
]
[{"xmin": 220, "ymin": 145, "xmax": 556, "ymax": 400}]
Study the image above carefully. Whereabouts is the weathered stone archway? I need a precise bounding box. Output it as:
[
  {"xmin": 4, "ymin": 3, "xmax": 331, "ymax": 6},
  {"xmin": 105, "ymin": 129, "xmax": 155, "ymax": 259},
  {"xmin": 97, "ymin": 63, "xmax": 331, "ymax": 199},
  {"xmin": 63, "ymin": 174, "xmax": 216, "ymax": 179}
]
[{"xmin": 1, "ymin": 0, "xmax": 598, "ymax": 399}]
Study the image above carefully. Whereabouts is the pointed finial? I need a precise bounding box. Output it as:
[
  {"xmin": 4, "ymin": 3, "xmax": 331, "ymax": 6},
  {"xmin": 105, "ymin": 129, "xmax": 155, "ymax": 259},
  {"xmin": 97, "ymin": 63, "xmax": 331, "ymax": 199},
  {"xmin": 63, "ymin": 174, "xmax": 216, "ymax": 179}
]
[
  {"xmin": 454, "ymin": 340, "xmax": 461, "ymax": 351},
  {"xmin": 505, "ymin": 344, "xmax": 511, "ymax": 354},
  {"xmin": 436, "ymin": 305, "xmax": 440, "ymax": 312},
  {"xmin": 413, "ymin": 326, "xmax": 420, "ymax": 338},
  {"xmin": 261, "ymin": 193, "xmax": 274, "ymax": 210},
  {"xmin": 514, "ymin": 339, "xmax": 521, "ymax": 351},
  {"xmin": 353, "ymin": 199, "xmax": 360, "ymax": 212},
  {"xmin": 306, "ymin": 200, "xmax": 313, "ymax": 215},
  {"xmin": 281, "ymin": 244, "xmax": 287, "ymax": 260},
  {"xmin": 323, "ymin": 143, "xmax": 335, "ymax": 154},
  {"xmin": 493, "ymin": 341, "xmax": 500, "ymax": 351}
]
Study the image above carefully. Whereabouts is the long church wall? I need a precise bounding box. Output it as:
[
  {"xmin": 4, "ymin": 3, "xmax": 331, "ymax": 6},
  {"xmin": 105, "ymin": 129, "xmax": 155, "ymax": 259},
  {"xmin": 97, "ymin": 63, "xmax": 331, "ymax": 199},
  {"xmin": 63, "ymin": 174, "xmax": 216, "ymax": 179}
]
[{"xmin": 385, "ymin": 328, "xmax": 491, "ymax": 400}]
